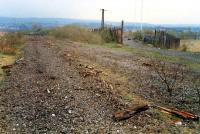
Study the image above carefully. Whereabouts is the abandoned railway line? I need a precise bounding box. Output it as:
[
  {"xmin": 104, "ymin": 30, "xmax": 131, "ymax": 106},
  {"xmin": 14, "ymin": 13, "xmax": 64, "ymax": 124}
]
[{"xmin": 0, "ymin": 36, "xmax": 199, "ymax": 133}]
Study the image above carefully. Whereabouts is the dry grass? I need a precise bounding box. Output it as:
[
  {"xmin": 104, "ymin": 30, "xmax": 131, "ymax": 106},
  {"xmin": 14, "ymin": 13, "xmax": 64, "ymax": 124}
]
[
  {"xmin": 0, "ymin": 32, "xmax": 24, "ymax": 55},
  {"xmin": 0, "ymin": 54, "xmax": 16, "ymax": 81},
  {"xmin": 0, "ymin": 32, "xmax": 24, "ymax": 82},
  {"xmin": 0, "ymin": 45, "xmax": 17, "ymax": 55},
  {"xmin": 180, "ymin": 40, "xmax": 200, "ymax": 52},
  {"xmin": 49, "ymin": 25, "xmax": 104, "ymax": 44}
]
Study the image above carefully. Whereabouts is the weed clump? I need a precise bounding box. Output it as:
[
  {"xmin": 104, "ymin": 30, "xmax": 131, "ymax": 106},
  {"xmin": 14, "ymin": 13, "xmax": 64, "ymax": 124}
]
[{"xmin": 99, "ymin": 28, "xmax": 117, "ymax": 43}]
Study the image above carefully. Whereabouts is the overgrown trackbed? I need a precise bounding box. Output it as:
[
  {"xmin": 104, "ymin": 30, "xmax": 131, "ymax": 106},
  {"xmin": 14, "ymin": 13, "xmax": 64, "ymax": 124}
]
[{"xmin": 0, "ymin": 36, "xmax": 164, "ymax": 133}]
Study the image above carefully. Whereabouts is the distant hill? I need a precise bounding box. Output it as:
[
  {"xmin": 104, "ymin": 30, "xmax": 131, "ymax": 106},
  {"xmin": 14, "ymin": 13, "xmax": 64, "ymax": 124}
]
[
  {"xmin": 0, "ymin": 17, "xmax": 200, "ymax": 32},
  {"xmin": 0, "ymin": 17, "xmax": 96, "ymax": 31},
  {"xmin": 0, "ymin": 17, "xmax": 156, "ymax": 31}
]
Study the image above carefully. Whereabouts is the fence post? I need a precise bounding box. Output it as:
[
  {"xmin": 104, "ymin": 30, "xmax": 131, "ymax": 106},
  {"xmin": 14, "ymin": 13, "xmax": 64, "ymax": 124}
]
[{"xmin": 121, "ymin": 20, "xmax": 124, "ymax": 44}]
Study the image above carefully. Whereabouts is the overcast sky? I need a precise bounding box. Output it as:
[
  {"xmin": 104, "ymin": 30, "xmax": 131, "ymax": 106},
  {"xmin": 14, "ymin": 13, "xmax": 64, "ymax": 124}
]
[{"xmin": 0, "ymin": 0, "xmax": 199, "ymax": 24}]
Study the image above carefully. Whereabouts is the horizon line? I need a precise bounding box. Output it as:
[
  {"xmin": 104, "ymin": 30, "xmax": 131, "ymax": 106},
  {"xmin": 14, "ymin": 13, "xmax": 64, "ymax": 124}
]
[{"xmin": 0, "ymin": 16, "xmax": 200, "ymax": 26}]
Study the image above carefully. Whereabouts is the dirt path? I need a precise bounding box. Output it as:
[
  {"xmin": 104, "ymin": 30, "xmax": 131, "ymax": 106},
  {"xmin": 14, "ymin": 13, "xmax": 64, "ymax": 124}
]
[
  {"xmin": 0, "ymin": 37, "xmax": 167, "ymax": 133},
  {"xmin": 124, "ymin": 39, "xmax": 200, "ymax": 63}
]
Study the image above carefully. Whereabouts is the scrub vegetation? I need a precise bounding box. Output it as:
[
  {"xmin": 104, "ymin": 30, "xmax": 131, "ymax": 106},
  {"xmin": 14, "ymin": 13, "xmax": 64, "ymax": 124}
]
[
  {"xmin": 0, "ymin": 32, "xmax": 24, "ymax": 83},
  {"xmin": 48, "ymin": 25, "xmax": 104, "ymax": 44}
]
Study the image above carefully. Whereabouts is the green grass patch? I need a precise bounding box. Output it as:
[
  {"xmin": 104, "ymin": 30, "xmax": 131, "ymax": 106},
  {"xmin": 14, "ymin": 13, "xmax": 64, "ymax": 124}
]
[{"xmin": 85, "ymin": 43, "xmax": 200, "ymax": 71}]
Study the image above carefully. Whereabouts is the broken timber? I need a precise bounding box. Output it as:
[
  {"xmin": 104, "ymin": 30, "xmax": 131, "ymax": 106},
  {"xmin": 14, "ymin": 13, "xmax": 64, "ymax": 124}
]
[
  {"xmin": 113, "ymin": 105, "xmax": 149, "ymax": 121},
  {"xmin": 154, "ymin": 105, "xmax": 199, "ymax": 121},
  {"xmin": 1, "ymin": 65, "xmax": 13, "ymax": 70}
]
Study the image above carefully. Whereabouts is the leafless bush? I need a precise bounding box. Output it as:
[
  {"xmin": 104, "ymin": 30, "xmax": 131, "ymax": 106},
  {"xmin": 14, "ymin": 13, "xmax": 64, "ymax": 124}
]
[{"xmin": 151, "ymin": 60, "xmax": 185, "ymax": 96}]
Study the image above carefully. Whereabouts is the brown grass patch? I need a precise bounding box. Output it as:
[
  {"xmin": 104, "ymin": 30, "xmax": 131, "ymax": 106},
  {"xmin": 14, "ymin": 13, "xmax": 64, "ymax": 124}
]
[
  {"xmin": 180, "ymin": 40, "xmax": 200, "ymax": 52},
  {"xmin": 0, "ymin": 32, "xmax": 24, "ymax": 55},
  {"xmin": 0, "ymin": 45, "xmax": 17, "ymax": 55}
]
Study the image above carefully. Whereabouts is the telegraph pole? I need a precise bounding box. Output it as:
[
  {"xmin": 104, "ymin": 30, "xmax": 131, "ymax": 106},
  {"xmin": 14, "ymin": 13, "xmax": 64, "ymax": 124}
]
[{"xmin": 101, "ymin": 9, "xmax": 107, "ymax": 29}]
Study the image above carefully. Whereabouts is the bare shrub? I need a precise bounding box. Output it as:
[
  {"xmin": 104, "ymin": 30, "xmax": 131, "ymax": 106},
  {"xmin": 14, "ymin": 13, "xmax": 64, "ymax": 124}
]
[{"xmin": 151, "ymin": 60, "xmax": 185, "ymax": 96}]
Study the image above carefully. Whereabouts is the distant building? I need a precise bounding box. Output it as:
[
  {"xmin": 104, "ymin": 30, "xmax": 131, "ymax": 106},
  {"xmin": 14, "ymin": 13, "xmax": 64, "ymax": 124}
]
[{"xmin": 144, "ymin": 29, "xmax": 180, "ymax": 49}]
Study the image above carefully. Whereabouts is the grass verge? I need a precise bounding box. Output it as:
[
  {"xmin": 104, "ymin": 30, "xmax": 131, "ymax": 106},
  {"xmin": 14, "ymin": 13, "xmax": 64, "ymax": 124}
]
[
  {"xmin": 85, "ymin": 43, "xmax": 200, "ymax": 71},
  {"xmin": 0, "ymin": 32, "xmax": 24, "ymax": 86}
]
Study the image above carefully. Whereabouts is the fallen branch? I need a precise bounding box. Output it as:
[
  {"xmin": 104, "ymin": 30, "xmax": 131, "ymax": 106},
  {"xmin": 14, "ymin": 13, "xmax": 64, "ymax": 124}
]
[
  {"xmin": 154, "ymin": 105, "xmax": 199, "ymax": 121},
  {"xmin": 113, "ymin": 105, "xmax": 149, "ymax": 121}
]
